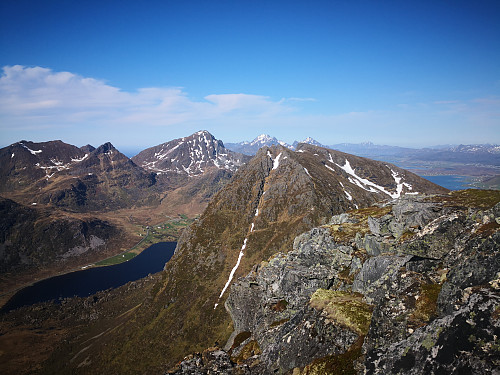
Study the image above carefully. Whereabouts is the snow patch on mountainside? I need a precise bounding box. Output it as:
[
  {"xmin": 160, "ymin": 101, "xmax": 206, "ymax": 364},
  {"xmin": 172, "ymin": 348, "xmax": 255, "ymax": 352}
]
[
  {"xmin": 328, "ymin": 155, "xmax": 416, "ymax": 199},
  {"xmin": 21, "ymin": 143, "xmax": 42, "ymax": 155}
]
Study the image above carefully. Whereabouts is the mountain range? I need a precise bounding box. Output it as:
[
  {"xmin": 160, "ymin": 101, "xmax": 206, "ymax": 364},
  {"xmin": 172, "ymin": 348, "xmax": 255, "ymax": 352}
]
[
  {"xmin": 226, "ymin": 135, "xmax": 500, "ymax": 175},
  {"xmin": 0, "ymin": 131, "xmax": 247, "ymax": 295},
  {"xmin": 0, "ymin": 130, "xmax": 499, "ymax": 374},
  {"xmin": 225, "ymin": 135, "xmax": 325, "ymax": 155}
]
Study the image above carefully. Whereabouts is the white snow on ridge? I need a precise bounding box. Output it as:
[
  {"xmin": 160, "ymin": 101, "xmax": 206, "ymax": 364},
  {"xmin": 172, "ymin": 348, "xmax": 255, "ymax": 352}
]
[
  {"xmin": 11, "ymin": 153, "xmax": 14, "ymax": 159},
  {"xmin": 331, "ymin": 157, "xmax": 411, "ymax": 199},
  {"xmin": 304, "ymin": 167, "xmax": 311, "ymax": 178},
  {"xmin": 71, "ymin": 154, "xmax": 88, "ymax": 162},
  {"xmin": 272, "ymin": 152, "xmax": 282, "ymax": 170},
  {"xmin": 21, "ymin": 144, "xmax": 42, "ymax": 155}
]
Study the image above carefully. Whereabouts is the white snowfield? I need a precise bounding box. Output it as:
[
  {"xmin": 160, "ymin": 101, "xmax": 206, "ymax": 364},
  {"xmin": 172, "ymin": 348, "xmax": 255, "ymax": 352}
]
[{"xmin": 21, "ymin": 143, "xmax": 42, "ymax": 155}]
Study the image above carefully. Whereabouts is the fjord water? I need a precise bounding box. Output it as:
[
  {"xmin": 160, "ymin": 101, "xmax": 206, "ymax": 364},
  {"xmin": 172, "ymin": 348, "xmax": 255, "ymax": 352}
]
[
  {"xmin": 1, "ymin": 242, "xmax": 176, "ymax": 313},
  {"xmin": 422, "ymin": 175, "xmax": 474, "ymax": 190}
]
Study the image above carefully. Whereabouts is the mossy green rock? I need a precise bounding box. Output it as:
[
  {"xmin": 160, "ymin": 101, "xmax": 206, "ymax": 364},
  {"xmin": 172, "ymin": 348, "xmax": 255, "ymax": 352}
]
[{"xmin": 309, "ymin": 289, "xmax": 373, "ymax": 335}]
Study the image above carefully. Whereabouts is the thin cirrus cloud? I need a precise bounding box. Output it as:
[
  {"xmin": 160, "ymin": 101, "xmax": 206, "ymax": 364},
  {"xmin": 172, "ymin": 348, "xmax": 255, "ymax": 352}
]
[{"xmin": 0, "ymin": 65, "xmax": 297, "ymax": 130}]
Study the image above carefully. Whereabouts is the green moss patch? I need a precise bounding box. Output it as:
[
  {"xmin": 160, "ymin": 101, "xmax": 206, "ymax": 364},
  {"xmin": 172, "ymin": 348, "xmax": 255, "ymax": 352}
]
[
  {"xmin": 409, "ymin": 283, "xmax": 441, "ymax": 327},
  {"xmin": 309, "ymin": 289, "xmax": 373, "ymax": 335},
  {"xmin": 325, "ymin": 205, "xmax": 392, "ymax": 244},
  {"xmin": 231, "ymin": 340, "xmax": 261, "ymax": 364},
  {"xmin": 232, "ymin": 331, "xmax": 252, "ymax": 350}
]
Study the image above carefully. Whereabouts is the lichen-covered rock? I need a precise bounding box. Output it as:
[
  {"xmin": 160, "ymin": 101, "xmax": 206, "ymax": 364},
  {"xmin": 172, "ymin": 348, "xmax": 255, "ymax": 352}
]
[
  {"xmin": 352, "ymin": 255, "xmax": 412, "ymax": 304},
  {"xmin": 167, "ymin": 347, "xmax": 249, "ymax": 374},
  {"xmin": 364, "ymin": 288, "xmax": 500, "ymax": 375},
  {"xmin": 226, "ymin": 227, "xmax": 354, "ymax": 338},
  {"xmin": 174, "ymin": 192, "xmax": 500, "ymax": 375},
  {"xmin": 391, "ymin": 196, "xmax": 444, "ymax": 232},
  {"xmin": 258, "ymin": 304, "xmax": 360, "ymax": 372},
  {"xmin": 399, "ymin": 212, "xmax": 469, "ymax": 259},
  {"xmin": 437, "ymin": 232, "xmax": 500, "ymax": 315}
]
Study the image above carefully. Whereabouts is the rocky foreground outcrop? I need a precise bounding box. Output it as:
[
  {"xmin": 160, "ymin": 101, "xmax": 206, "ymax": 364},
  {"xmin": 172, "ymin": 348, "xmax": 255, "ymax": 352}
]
[{"xmin": 169, "ymin": 191, "xmax": 500, "ymax": 374}]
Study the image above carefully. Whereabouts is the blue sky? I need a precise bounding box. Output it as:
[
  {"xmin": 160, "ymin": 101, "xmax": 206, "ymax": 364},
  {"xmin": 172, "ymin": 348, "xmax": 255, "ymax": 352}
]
[{"xmin": 1, "ymin": 0, "xmax": 499, "ymax": 153}]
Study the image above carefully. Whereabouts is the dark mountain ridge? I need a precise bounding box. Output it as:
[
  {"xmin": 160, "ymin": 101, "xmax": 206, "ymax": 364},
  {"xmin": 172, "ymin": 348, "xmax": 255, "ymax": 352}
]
[{"xmin": 0, "ymin": 140, "xmax": 159, "ymax": 212}]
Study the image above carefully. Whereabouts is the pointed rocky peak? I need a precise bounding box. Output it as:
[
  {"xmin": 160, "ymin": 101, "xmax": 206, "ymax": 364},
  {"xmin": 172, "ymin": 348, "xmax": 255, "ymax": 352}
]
[
  {"xmin": 132, "ymin": 130, "xmax": 250, "ymax": 177},
  {"xmin": 80, "ymin": 144, "xmax": 96, "ymax": 153},
  {"xmin": 93, "ymin": 142, "xmax": 116, "ymax": 155}
]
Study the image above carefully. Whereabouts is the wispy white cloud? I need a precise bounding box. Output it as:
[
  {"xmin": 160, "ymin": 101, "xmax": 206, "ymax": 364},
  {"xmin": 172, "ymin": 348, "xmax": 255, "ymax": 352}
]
[
  {"xmin": 285, "ymin": 97, "xmax": 317, "ymax": 102},
  {"xmin": 1, "ymin": 65, "xmax": 499, "ymax": 148},
  {"xmin": 0, "ymin": 65, "xmax": 293, "ymax": 130}
]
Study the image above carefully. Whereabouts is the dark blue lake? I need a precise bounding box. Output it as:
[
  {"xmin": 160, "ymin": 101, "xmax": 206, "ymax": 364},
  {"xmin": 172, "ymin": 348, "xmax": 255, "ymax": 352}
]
[
  {"xmin": 1, "ymin": 242, "xmax": 176, "ymax": 313},
  {"xmin": 422, "ymin": 175, "xmax": 474, "ymax": 191}
]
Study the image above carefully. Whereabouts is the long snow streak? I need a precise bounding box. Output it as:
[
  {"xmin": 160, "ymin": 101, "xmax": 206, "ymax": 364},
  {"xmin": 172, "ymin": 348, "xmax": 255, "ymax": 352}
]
[
  {"xmin": 215, "ymin": 208, "xmax": 259, "ymax": 309},
  {"xmin": 272, "ymin": 152, "xmax": 282, "ymax": 170},
  {"xmin": 217, "ymin": 239, "xmax": 246, "ymax": 301},
  {"xmin": 21, "ymin": 143, "xmax": 42, "ymax": 155},
  {"xmin": 339, "ymin": 181, "xmax": 353, "ymax": 201}
]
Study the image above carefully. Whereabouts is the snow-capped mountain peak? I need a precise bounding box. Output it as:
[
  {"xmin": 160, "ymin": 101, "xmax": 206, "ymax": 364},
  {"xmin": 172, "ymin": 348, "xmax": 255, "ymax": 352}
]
[
  {"xmin": 132, "ymin": 131, "xmax": 250, "ymax": 177},
  {"xmin": 250, "ymin": 134, "xmax": 279, "ymax": 146}
]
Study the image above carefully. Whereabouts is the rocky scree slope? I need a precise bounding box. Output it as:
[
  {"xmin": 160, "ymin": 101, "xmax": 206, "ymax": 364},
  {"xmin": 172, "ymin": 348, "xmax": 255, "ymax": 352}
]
[
  {"xmin": 170, "ymin": 190, "xmax": 500, "ymax": 374},
  {"xmin": 92, "ymin": 144, "xmax": 448, "ymax": 373}
]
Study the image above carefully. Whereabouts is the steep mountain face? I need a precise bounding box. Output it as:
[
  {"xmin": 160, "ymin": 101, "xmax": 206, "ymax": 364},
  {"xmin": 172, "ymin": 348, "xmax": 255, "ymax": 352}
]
[
  {"xmin": 132, "ymin": 130, "xmax": 249, "ymax": 179},
  {"xmin": 88, "ymin": 144, "xmax": 448, "ymax": 373},
  {"xmin": 0, "ymin": 140, "xmax": 87, "ymax": 191},
  {"xmin": 0, "ymin": 196, "xmax": 123, "ymax": 278},
  {"xmin": 171, "ymin": 190, "xmax": 500, "ymax": 374},
  {"xmin": 130, "ymin": 130, "xmax": 251, "ymax": 215},
  {"xmin": 0, "ymin": 140, "xmax": 159, "ymax": 211}
]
